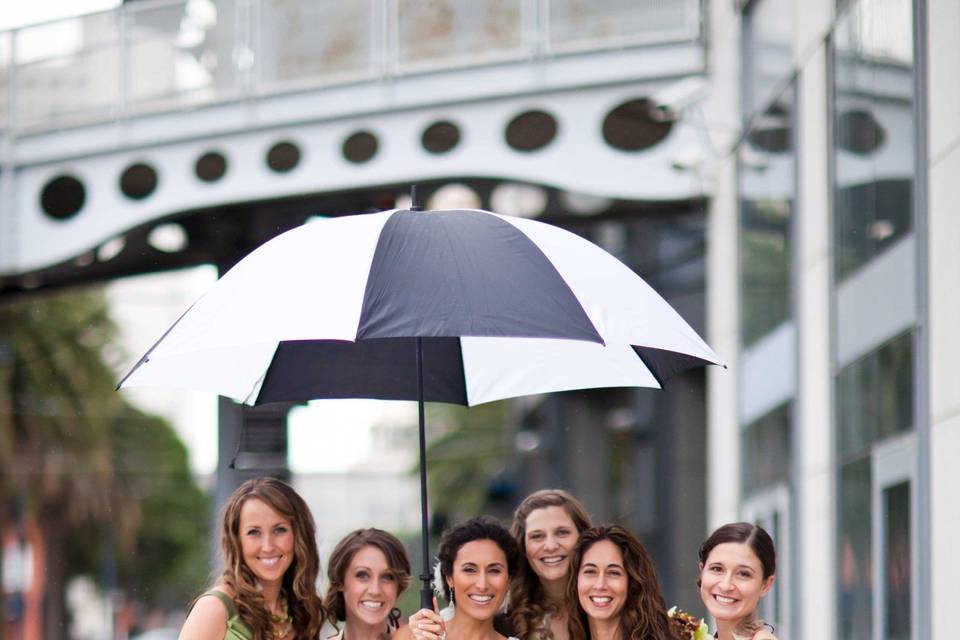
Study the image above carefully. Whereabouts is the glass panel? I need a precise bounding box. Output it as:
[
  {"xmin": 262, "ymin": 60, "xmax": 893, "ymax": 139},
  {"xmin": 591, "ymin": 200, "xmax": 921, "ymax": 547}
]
[
  {"xmin": 739, "ymin": 86, "xmax": 794, "ymax": 347},
  {"xmin": 747, "ymin": 506, "xmax": 785, "ymax": 629},
  {"xmin": 127, "ymin": 0, "xmax": 241, "ymax": 112},
  {"xmin": 741, "ymin": 0, "xmax": 794, "ymax": 116},
  {"xmin": 397, "ymin": 0, "xmax": 524, "ymax": 71},
  {"xmin": 0, "ymin": 31, "xmax": 10, "ymax": 130},
  {"xmin": 548, "ymin": 0, "xmax": 699, "ymax": 52},
  {"xmin": 259, "ymin": 0, "xmax": 374, "ymax": 87},
  {"xmin": 742, "ymin": 403, "xmax": 791, "ymax": 496},
  {"xmin": 839, "ymin": 458, "xmax": 872, "ymax": 640},
  {"xmin": 837, "ymin": 331, "xmax": 913, "ymax": 460},
  {"xmin": 14, "ymin": 47, "xmax": 121, "ymax": 129},
  {"xmin": 883, "ymin": 481, "xmax": 911, "ymax": 640},
  {"xmin": 12, "ymin": 12, "xmax": 120, "ymax": 129},
  {"xmin": 833, "ymin": 0, "xmax": 915, "ymax": 280},
  {"xmin": 768, "ymin": 510, "xmax": 781, "ymax": 624}
]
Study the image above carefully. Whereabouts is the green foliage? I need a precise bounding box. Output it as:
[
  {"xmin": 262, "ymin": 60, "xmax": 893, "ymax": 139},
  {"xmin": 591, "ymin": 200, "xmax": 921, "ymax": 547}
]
[
  {"xmin": 114, "ymin": 405, "xmax": 211, "ymax": 607},
  {"xmin": 0, "ymin": 287, "xmax": 210, "ymax": 616},
  {"xmin": 421, "ymin": 401, "xmax": 510, "ymax": 520},
  {"xmin": 69, "ymin": 404, "xmax": 211, "ymax": 608},
  {"xmin": 0, "ymin": 290, "xmax": 117, "ymax": 513}
]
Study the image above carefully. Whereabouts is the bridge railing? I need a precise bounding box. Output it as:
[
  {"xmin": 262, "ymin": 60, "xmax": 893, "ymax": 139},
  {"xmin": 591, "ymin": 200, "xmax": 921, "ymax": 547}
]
[{"xmin": 0, "ymin": 0, "xmax": 701, "ymax": 135}]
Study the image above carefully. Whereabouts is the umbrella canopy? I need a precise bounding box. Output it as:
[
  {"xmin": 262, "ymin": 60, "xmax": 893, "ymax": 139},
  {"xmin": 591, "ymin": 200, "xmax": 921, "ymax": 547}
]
[
  {"xmin": 118, "ymin": 206, "xmax": 723, "ymax": 606},
  {"xmin": 120, "ymin": 208, "xmax": 721, "ymax": 403}
]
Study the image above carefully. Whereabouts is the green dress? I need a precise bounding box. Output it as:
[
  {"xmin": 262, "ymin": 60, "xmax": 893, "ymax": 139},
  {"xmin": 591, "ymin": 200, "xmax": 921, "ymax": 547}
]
[{"xmin": 199, "ymin": 590, "xmax": 254, "ymax": 640}]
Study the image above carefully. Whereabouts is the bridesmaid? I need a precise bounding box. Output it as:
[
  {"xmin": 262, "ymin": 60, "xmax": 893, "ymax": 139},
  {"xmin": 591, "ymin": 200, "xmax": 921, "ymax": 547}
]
[
  {"xmin": 509, "ymin": 490, "xmax": 592, "ymax": 640},
  {"xmin": 401, "ymin": 516, "xmax": 521, "ymax": 640},
  {"xmin": 324, "ymin": 528, "xmax": 411, "ymax": 640},
  {"xmin": 179, "ymin": 477, "xmax": 325, "ymax": 640},
  {"xmin": 697, "ymin": 523, "xmax": 777, "ymax": 640},
  {"xmin": 568, "ymin": 524, "xmax": 675, "ymax": 640}
]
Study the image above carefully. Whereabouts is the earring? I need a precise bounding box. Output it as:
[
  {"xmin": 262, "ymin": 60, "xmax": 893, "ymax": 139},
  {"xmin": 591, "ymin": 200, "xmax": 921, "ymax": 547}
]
[{"xmin": 388, "ymin": 607, "xmax": 401, "ymax": 630}]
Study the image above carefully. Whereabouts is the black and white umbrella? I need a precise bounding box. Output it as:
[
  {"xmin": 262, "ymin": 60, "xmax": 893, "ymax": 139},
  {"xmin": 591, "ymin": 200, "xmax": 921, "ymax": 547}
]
[{"xmin": 118, "ymin": 206, "xmax": 722, "ymax": 605}]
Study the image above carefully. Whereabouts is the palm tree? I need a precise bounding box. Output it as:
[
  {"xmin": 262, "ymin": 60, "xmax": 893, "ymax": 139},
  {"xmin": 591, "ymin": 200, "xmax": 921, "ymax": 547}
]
[{"xmin": 0, "ymin": 288, "xmax": 130, "ymax": 639}]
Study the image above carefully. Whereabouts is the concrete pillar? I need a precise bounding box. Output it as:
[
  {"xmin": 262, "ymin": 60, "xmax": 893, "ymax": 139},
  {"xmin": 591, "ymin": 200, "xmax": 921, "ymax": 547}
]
[{"xmin": 926, "ymin": 0, "xmax": 960, "ymax": 633}]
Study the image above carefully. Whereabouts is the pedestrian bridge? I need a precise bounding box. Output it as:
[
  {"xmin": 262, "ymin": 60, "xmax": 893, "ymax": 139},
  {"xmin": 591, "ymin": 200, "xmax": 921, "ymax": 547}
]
[{"xmin": 0, "ymin": 0, "xmax": 710, "ymax": 292}]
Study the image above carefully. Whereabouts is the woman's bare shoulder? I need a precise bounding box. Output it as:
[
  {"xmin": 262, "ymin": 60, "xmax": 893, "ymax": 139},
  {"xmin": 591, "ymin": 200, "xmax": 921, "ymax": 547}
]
[
  {"xmin": 752, "ymin": 630, "xmax": 777, "ymax": 640},
  {"xmin": 179, "ymin": 592, "xmax": 230, "ymax": 640}
]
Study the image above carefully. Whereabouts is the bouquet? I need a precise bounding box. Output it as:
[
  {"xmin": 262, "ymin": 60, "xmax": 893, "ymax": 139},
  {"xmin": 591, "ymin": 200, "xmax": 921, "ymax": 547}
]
[{"xmin": 667, "ymin": 606, "xmax": 710, "ymax": 640}]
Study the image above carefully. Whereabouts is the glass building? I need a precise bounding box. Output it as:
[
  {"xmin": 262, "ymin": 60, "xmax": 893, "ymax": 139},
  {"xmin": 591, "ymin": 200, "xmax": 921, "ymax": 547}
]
[{"xmin": 710, "ymin": 0, "xmax": 956, "ymax": 637}]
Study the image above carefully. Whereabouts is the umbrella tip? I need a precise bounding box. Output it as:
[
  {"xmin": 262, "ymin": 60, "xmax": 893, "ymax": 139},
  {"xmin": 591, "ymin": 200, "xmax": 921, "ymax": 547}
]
[{"xmin": 410, "ymin": 185, "xmax": 424, "ymax": 211}]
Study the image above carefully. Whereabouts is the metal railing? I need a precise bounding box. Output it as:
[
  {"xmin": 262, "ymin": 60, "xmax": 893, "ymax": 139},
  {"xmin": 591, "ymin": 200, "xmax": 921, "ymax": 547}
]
[{"xmin": 0, "ymin": 0, "xmax": 701, "ymax": 134}]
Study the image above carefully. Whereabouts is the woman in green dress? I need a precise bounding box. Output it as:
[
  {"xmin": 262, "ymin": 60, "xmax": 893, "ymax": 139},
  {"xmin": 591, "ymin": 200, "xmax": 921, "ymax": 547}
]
[{"xmin": 179, "ymin": 477, "xmax": 326, "ymax": 640}]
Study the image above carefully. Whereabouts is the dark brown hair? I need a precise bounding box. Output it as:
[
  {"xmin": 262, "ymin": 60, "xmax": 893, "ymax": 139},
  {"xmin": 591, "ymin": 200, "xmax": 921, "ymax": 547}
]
[
  {"xmin": 567, "ymin": 525, "xmax": 676, "ymax": 640},
  {"xmin": 218, "ymin": 477, "xmax": 325, "ymax": 639},
  {"xmin": 323, "ymin": 528, "xmax": 411, "ymax": 625},
  {"xmin": 508, "ymin": 490, "xmax": 592, "ymax": 640},
  {"xmin": 437, "ymin": 516, "xmax": 520, "ymax": 604},
  {"xmin": 698, "ymin": 522, "xmax": 776, "ymax": 579}
]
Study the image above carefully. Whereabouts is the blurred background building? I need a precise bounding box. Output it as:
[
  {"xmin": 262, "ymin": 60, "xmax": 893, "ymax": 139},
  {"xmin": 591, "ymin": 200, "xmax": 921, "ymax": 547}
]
[{"xmin": 0, "ymin": 0, "xmax": 955, "ymax": 639}]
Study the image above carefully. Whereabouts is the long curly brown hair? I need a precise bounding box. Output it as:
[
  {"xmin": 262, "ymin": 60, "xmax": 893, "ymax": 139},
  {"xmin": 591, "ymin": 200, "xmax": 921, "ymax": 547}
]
[
  {"xmin": 323, "ymin": 528, "xmax": 411, "ymax": 635},
  {"xmin": 567, "ymin": 525, "xmax": 677, "ymax": 640},
  {"xmin": 508, "ymin": 489, "xmax": 592, "ymax": 640},
  {"xmin": 218, "ymin": 477, "xmax": 325, "ymax": 639}
]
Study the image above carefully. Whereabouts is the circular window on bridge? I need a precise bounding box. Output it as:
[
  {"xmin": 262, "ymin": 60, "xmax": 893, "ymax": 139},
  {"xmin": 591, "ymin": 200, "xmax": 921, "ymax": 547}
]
[
  {"xmin": 422, "ymin": 120, "xmax": 461, "ymax": 154},
  {"xmin": 505, "ymin": 110, "xmax": 558, "ymax": 152},
  {"xmin": 267, "ymin": 141, "xmax": 302, "ymax": 173},
  {"xmin": 195, "ymin": 151, "xmax": 228, "ymax": 182},
  {"xmin": 40, "ymin": 175, "xmax": 86, "ymax": 220},
  {"xmin": 120, "ymin": 162, "xmax": 159, "ymax": 200},
  {"xmin": 836, "ymin": 109, "xmax": 885, "ymax": 155},
  {"xmin": 342, "ymin": 131, "xmax": 379, "ymax": 164},
  {"xmin": 602, "ymin": 99, "xmax": 673, "ymax": 152},
  {"xmin": 746, "ymin": 102, "xmax": 792, "ymax": 153}
]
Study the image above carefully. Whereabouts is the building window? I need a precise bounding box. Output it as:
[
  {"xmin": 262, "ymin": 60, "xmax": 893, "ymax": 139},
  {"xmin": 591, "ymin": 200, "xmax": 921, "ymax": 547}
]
[
  {"xmin": 837, "ymin": 331, "xmax": 913, "ymax": 460},
  {"xmin": 739, "ymin": 87, "xmax": 794, "ymax": 347},
  {"xmin": 832, "ymin": 1, "xmax": 918, "ymax": 635},
  {"xmin": 832, "ymin": 0, "xmax": 915, "ymax": 281},
  {"xmin": 742, "ymin": 402, "xmax": 791, "ymax": 497},
  {"xmin": 741, "ymin": 0, "xmax": 795, "ymax": 119},
  {"xmin": 738, "ymin": 17, "xmax": 796, "ymax": 634}
]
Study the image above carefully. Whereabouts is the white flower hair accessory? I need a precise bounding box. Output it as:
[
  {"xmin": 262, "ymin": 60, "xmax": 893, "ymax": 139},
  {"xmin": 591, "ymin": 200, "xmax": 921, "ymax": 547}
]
[{"xmin": 432, "ymin": 559, "xmax": 446, "ymax": 600}]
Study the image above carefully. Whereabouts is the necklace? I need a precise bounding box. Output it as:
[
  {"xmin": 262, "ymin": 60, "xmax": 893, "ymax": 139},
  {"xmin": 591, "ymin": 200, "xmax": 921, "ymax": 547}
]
[{"xmin": 269, "ymin": 594, "xmax": 292, "ymax": 638}]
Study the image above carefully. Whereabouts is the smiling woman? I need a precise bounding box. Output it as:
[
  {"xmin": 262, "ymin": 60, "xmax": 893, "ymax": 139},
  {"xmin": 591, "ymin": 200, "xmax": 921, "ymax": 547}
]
[
  {"xmin": 509, "ymin": 490, "xmax": 593, "ymax": 640},
  {"xmin": 398, "ymin": 517, "xmax": 520, "ymax": 640},
  {"xmin": 567, "ymin": 525, "xmax": 675, "ymax": 640},
  {"xmin": 697, "ymin": 523, "xmax": 777, "ymax": 640},
  {"xmin": 323, "ymin": 528, "xmax": 411, "ymax": 640},
  {"xmin": 178, "ymin": 477, "xmax": 326, "ymax": 640}
]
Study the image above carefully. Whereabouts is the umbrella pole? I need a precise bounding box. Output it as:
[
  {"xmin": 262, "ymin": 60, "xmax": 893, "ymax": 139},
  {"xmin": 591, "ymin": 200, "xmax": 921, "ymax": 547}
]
[{"xmin": 416, "ymin": 337, "xmax": 433, "ymax": 609}]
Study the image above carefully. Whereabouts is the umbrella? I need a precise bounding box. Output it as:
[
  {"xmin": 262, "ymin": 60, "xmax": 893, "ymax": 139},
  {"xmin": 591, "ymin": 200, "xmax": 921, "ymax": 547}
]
[{"xmin": 118, "ymin": 203, "xmax": 723, "ymax": 606}]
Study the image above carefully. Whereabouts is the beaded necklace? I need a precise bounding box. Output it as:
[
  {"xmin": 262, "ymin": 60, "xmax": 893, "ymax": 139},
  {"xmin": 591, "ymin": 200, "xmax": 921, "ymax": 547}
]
[{"xmin": 269, "ymin": 593, "xmax": 292, "ymax": 639}]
